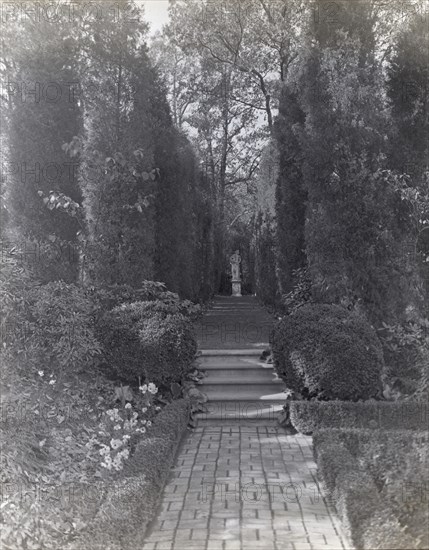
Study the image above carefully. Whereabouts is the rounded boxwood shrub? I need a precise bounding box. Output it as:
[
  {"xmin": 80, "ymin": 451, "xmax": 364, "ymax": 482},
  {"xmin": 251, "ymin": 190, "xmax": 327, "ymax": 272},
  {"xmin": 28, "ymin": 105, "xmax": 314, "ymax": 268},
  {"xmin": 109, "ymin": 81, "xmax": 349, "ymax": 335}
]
[
  {"xmin": 98, "ymin": 301, "xmax": 197, "ymax": 385},
  {"xmin": 138, "ymin": 313, "xmax": 197, "ymax": 385},
  {"xmin": 271, "ymin": 304, "xmax": 384, "ymax": 400}
]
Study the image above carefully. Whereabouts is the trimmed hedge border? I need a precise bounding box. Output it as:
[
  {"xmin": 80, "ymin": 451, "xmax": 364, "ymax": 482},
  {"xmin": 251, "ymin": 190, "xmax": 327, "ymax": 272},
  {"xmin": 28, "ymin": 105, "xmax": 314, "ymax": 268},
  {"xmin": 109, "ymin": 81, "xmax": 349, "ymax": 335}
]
[
  {"xmin": 313, "ymin": 430, "xmax": 380, "ymax": 548},
  {"xmin": 67, "ymin": 399, "xmax": 191, "ymax": 550},
  {"xmin": 313, "ymin": 429, "xmax": 428, "ymax": 549},
  {"xmin": 289, "ymin": 400, "xmax": 428, "ymax": 434}
]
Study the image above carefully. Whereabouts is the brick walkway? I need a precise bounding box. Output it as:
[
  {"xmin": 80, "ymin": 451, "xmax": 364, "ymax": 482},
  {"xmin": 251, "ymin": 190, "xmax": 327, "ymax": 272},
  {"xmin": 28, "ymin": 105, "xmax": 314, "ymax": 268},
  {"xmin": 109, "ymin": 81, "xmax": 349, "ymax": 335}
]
[
  {"xmin": 143, "ymin": 297, "xmax": 350, "ymax": 549},
  {"xmin": 143, "ymin": 426, "xmax": 349, "ymax": 550}
]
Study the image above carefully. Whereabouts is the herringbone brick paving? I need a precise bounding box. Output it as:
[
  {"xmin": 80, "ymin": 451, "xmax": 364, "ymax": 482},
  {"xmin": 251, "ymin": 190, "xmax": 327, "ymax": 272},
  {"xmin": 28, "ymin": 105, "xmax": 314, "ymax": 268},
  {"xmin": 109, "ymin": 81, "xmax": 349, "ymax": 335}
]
[{"xmin": 143, "ymin": 426, "xmax": 349, "ymax": 550}]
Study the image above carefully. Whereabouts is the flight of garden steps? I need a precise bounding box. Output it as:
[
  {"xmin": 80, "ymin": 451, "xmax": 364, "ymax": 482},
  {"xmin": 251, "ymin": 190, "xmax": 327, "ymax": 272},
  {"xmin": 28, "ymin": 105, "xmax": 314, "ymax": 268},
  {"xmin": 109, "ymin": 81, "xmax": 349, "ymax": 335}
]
[{"xmin": 194, "ymin": 295, "xmax": 286, "ymax": 425}]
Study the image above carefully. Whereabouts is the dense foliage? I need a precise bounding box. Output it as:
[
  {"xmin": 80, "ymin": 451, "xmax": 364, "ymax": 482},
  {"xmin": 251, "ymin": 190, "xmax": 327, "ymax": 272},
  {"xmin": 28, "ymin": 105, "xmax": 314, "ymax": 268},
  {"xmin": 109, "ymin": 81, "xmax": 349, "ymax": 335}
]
[
  {"xmin": 2, "ymin": 2, "xmax": 215, "ymax": 300},
  {"xmin": 267, "ymin": 2, "xmax": 428, "ymax": 398},
  {"xmin": 98, "ymin": 300, "xmax": 197, "ymax": 386},
  {"xmin": 314, "ymin": 428, "xmax": 429, "ymax": 549},
  {"xmin": 271, "ymin": 304, "xmax": 384, "ymax": 401}
]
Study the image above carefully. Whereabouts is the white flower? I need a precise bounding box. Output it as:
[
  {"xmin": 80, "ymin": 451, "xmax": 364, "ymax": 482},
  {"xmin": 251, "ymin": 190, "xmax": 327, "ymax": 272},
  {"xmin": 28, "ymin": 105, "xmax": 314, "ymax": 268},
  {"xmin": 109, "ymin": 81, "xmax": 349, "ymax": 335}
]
[
  {"xmin": 147, "ymin": 421, "xmax": 152, "ymax": 427},
  {"xmin": 49, "ymin": 379, "xmax": 56, "ymax": 385},
  {"xmin": 125, "ymin": 403, "xmax": 132, "ymax": 410},
  {"xmin": 155, "ymin": 406, "xmax": 161, "ymax": 411},
  {"xmin": 112, "ymin": 454, "xmax": 123, "ymax": 471},
  {"xmin": 121, "ymin": 449, "xmax": 130, "ymax": 460},
  {"xmin": 107, "ymin": 409, "xmax": 121, "ymax": 421},
  {"xmin": 113, "ymin": 424, "xmax": 121, "ymax": 430},
  {"xmin": 110, "ymin": 438, "xmax": 123, "ymax": 450},
  {"xmin": 139, "ymin": 384, "xmax": 148, "ymax": 394},
  {"xmin": 142, "ymin": 407, "xmax": 147, "ymax": 413},
  {"xmin": 38, "ymin": 371, "xmax": 44, "ymax": 377},
  {"xmin": 122, "ymin": 434, "xmax": 131, "ymax": 441},
  {"xmin": 132, "ymin": 412, "xmax": 138, "ymax": 420},
  {"xmin": 148, "ymin": 383, "xmax": 158, "ymax": 395}
]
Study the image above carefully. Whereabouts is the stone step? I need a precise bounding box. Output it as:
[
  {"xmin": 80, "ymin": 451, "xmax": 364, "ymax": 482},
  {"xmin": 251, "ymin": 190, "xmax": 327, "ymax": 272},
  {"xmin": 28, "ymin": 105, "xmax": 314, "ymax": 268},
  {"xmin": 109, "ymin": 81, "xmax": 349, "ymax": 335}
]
[
  {"xmin": 198, "ymin": 344, "xmax": 269, "ymax": 351},
  {"xmin": 208, "ymin": 308, "xmax": 263, "ymax": 312},
  {"xmin": 199, "ymin": 386, "xmax": 287, "ymax": 401},
  {"xmin": 195, "ymin": 400, "xmax": 284, "ymax": 423},
  {"xmin": 198, "ymin": 356, "xmax": 270, "ymax": 367},
  {"xmin": 211, "ymin": 299, "xmax": 258, "ymax": 301},
  {"xmin": 210, "ymin": 303, "xmax": 261, "ymax": 307},
  {"xmin": 201, "ymin": 376, "xmax": 282, "ymax": 388},
  {"xmin": 193, "ymin": 297, "xmax": 280, "ymax": 425},
  {"xmin": 198, "ymin": 418, "xmax": 280, "ymax": 426},
  {"xmin": 199, "ymin": 364, "xmax": 274, "ymax": 374},
  {"xmin": 203, "ymin": 313, "xmax": 268, "ymax": 317},
  {"xmin": 198, "ymin": 360, "xmax": 272, "ymax": 371},
  {"xmin": 201, "ymin": 370, "xmax": 280, "ymax": 382},
  {"xmin": 200, "ymin": 349, "xmax": 265, "ymax": 356}
]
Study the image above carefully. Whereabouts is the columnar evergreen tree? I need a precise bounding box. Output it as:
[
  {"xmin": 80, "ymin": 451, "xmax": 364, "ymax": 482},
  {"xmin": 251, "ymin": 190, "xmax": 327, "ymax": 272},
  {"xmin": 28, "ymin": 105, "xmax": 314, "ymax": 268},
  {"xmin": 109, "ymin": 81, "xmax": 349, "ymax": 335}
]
[
  {"xmin": 386, "ymin": 13, "xmax": 429, "ymax": 302},
  {"xmin": 2, "ymin": 2, "xmax": 214, "ymax": 299},
  {"xmin": 253, "ymin": 211, "xmax": 277, "ymax": 304},
  {"xmin": 274, "ymin": 84, "xmax": 307, "ymax": 296},
  {"xmin": 151, "ymin": 118, "xmax": 199, "ymax": 298},
  {"xmin": 3, "ymin": 16, "xmax": 83, "ymax": 280},
  {"xmin": 297, "ymin": 0, "xmax": 416, "ymax": 324},
  {"xmin": 387, "ymin": 13, "xmax": 428, "ymax": 184},
  {"xmin": 77, "ymin": 5, "xmax": 157, "ymax": 286},
  {"xmin": 252, "ymin": 141, "xmax": 278, "ymax": 304},
  {"xmin": 193, "ymin": 171, "xmax": 216, "ymax": 301}
]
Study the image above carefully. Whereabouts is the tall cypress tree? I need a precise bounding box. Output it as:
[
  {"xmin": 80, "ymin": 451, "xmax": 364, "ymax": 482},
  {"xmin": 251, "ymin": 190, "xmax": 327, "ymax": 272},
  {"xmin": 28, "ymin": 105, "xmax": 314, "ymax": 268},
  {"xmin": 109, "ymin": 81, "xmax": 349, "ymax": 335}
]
[
  {"xmin": 78, "ymin": 5, "xmax": 157, "ymax": 286},
  {"xmin": 298, "ymin": 0, "xmax": 413, "ymax": 323},
  {"xmin": 387, "ymin": 14, "xmax": 428, "ymax": 184},
  {"xmin": 3, "ymin": 16, "xmax": 83, "ymax": 280},
  {"xmin": 387, "ymin": 13, "xmax": 429, "ymax": 304},
  {"xmin": 274, "ymin": 85, "xmax": 307, "ymax": 296}
]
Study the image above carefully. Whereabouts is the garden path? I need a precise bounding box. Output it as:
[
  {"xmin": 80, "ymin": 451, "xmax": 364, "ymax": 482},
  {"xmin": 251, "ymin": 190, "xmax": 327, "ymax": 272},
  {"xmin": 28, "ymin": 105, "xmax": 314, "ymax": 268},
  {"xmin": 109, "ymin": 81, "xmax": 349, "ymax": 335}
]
[{"xmin": 143, "ymin": 296, "xmax": 350, "ymax": 550}]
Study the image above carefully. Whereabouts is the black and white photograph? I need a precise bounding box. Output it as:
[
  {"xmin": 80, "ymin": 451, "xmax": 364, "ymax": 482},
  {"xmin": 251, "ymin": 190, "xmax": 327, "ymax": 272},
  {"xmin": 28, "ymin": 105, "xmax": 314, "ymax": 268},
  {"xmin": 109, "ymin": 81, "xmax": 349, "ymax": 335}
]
[{"xmin": 0, "ymin": 1, "xmax": 428, "ymax": 549}]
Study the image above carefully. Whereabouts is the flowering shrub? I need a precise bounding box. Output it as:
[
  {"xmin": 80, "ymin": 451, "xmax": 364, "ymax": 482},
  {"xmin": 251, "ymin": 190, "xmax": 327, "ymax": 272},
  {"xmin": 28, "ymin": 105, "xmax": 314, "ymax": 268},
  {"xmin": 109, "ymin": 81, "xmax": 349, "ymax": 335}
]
[{"xmin": 93, "ymin": 383, "xmax": 158, "ymax": 472}]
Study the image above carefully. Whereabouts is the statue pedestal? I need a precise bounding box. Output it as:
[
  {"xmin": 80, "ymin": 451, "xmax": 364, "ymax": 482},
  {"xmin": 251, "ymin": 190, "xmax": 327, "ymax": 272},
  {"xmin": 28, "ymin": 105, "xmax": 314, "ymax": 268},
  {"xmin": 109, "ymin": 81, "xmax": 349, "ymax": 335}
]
[{"xmin": 232, "ymin": 280, "xmax": 242, "ymax": 297}]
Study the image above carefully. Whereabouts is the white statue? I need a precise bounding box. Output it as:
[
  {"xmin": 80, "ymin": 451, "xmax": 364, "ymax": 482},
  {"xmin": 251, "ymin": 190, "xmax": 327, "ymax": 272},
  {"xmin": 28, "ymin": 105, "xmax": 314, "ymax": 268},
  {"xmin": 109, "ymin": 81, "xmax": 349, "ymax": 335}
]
[{"xmin": 230, "ymin": 250, "xmax": 242, "ymax": 296}]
